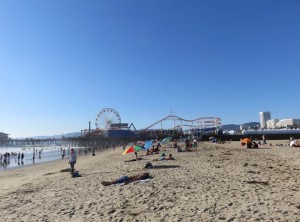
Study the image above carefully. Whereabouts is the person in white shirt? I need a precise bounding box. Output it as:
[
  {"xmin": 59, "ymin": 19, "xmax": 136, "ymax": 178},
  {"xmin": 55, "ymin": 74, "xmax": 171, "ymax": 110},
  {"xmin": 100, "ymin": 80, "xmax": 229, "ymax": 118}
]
[{"xmin": 69, "ymin": 148, "xmax": 77, "ymax": 172}]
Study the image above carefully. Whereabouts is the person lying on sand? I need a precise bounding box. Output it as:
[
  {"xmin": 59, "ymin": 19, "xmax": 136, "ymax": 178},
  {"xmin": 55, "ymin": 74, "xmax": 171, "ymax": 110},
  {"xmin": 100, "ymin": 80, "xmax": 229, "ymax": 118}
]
[
  {"xmin": 153, "ymin": 154, "xmax": 175, "ymax": 161},
  {"xmin": 125, "ymin": 157, "xmax": 143, "ymax": 162},
  {"xmin": 101, "ymin": 172, "xmax": 150, "ymax": 186}
]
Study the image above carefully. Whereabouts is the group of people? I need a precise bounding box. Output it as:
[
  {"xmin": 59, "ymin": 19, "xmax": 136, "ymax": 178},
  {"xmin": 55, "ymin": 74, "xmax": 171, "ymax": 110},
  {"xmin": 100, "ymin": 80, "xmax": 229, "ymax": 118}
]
[
  {"xmin": 64, "ymin": 140, "xmax": 178, "ymax": 183},
  {"xmin": 104, "ymin": 140, "xmax": 180, "ymax": 186},
  {"xmin": 153, "ymin": 153, "xmax": 175, "ymax": 161},
  {"xmin": 185, "ymin": 138, "xmax": 198, "ymax": 149},
  {"xmin": 0, "ymin": 152, "xmax": 25, "ymax": 168},
  {"xmin": 145, "ymin": 143, "xmax": 161, "ymax": 155},
  {"xmin": 32, "ymin": 148, "xmax": 43, "ymax": 160}
]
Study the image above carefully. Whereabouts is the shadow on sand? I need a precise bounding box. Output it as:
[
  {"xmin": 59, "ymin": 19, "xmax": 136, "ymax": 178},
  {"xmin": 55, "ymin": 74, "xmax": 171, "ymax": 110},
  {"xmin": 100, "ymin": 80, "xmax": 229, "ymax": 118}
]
[{"xmin": 148, "ymin": 165, "xmax": 180, "ymax": 169}]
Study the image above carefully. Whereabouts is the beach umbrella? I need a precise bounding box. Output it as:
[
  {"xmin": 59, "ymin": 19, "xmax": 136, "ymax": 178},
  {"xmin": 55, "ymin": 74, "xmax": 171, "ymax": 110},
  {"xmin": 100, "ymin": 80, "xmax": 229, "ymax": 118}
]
[
  {"xmin": 144, "ymin": 140, "xmax": 153, "ymax": 150},
  {"xmin": 160, "ymin": 137, "xmax": 172, "ymax": 145},
  {"xmin": 134, "ymin": 145, "xmax": 145, "ymax": 151},
  {"xmin": 122, "ymin": 145, "xmax": 144, "ymax": 155}
]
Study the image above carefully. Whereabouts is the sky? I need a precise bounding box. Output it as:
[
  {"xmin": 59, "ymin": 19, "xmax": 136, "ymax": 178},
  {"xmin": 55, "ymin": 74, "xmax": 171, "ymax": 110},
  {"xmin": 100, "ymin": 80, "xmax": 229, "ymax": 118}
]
[{"xmin": 0, "ymin": 0, "xmax": 299, "ymax": 138}]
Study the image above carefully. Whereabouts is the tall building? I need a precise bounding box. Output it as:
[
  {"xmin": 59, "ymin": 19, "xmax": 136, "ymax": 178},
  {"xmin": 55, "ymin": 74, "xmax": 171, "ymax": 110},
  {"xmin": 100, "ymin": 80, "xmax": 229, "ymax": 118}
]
[{"xmin": 259, "ymin": 111, "xmax": 271, "ymax": 129}]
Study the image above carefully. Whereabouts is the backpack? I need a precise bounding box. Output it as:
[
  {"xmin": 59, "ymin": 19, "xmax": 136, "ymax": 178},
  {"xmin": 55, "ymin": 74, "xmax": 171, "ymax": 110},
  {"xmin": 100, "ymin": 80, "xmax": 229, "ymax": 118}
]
[{"xmin": 72, "ymin": 171, "xmax": 81, "ymax": 177}]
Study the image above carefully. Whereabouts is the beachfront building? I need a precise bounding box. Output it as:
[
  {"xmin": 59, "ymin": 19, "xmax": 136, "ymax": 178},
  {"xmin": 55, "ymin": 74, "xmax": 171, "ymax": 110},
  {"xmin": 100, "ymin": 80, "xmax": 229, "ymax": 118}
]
[
  {"xmin": 275, "ymin": 119, "xmax": 300, "ymax": 129},
  {"xmin": 266, "ymin": 119, "xmax": 279, "ymax": 129},
  {"xmin": 259, "ymin": 111, "xmax": 271, "ymax": 129}
]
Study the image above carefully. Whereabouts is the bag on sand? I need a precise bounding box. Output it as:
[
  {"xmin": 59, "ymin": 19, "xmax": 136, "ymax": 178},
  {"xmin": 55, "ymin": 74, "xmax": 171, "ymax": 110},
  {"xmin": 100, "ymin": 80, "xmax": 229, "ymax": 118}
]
[
  {"xmin": 72, "ymin": 171, "xmax": 81, "ymax": 178},
  {"xmin": 145, "ymin": 162, "xmax": 153, "ymax": 169}
]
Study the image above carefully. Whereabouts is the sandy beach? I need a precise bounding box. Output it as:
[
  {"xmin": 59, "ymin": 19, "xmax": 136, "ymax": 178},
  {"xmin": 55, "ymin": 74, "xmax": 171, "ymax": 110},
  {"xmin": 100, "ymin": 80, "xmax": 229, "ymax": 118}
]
[{"xmin": 1, "ymin": 140, "xmax": 300, "ymax": 221}]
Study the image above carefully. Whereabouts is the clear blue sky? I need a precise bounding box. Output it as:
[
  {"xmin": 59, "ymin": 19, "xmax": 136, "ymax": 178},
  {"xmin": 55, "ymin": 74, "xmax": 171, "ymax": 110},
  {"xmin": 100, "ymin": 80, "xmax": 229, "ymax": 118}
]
[{"xmin": 0, "ymin": 0, "xmax": 299, "ymax": 138}]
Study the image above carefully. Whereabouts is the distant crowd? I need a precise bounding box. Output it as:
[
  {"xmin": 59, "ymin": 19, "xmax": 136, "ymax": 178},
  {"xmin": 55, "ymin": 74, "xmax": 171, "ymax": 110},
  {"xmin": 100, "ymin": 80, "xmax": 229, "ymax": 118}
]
[{"xmin": 0, "ymin": 152, "xmax": 25, "ymax": 168}]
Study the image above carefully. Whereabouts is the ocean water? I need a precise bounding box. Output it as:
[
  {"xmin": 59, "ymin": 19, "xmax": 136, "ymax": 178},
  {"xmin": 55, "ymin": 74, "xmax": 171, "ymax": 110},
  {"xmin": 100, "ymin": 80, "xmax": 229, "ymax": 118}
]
[{"xmin": 0, "ymin": 146, "xmax": 82, "ymax": 171}]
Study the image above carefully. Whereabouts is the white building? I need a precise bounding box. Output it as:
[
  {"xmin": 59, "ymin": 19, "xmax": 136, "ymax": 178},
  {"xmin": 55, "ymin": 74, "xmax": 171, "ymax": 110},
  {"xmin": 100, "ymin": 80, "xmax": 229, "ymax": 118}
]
[
  {"xmin": 275, "ymin": 119, "xmax": 300, "ymax": 128},
  {"xmin": 259, "ymin": 111, "xmax": 271, "ymax": 129},
  {"xmin": 240, "ymin": 122, "xmax": 259, "ymax": 130},
  {"xmin": 266, "ymin": 119, "xmax": 279, "ymax": 129}
]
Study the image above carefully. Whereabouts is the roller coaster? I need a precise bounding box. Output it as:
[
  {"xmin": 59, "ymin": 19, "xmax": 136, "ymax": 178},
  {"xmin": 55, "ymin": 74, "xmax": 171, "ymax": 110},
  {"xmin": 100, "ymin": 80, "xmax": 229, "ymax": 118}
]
[{"xmin": 140, "ymin": 114, "xmax": 222, "ymax": 132}]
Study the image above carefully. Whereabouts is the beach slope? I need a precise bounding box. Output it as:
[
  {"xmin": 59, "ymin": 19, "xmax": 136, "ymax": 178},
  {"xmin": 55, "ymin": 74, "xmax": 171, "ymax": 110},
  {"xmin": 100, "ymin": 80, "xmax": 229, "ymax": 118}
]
[{"xmin": 0, "ymin": 141, "xmax": 300, "ymax": 221}]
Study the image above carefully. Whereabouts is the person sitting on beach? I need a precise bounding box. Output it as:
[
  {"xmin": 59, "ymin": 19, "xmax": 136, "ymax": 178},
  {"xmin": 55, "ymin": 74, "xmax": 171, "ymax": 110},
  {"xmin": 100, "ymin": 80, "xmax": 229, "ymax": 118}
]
[
  {"xmin": 153, "ymin": 145, "xmax": 160, "ymax": 154},
  {"xmin": 150, "ymin": 145, "xmax": 155, "ymax": 155},
  {"xmin": 251, "ymin": 141, "xmax": 259, "ymax": 148},
  {"xmin": 165, "ymin": 154, "xmax": 175, "ymax": 160},
  {"xmin": 158, "ymin": 152, "xmax": 166, "ymax": 160},
  {"xmin": 146, "ymin": 145, "xmax": 155, "ymax": 155},
  {"xmin": 193, "ymin": 139, "xmax": 197, "ymax": 147},
  {"xmin": 176, "ymin": 146, "xmax": 183, "ymax": 152},
  {"xmin": 101, "ymin": 172, "xmax": 150, "ymax": 186},
  {"xmin": 145, "ymin": 149, "xmax": 151, "ymax": 155},
  {"xmin": 157, "ymin": 142, "xmax": 161, "ymax": 148},
  {"xmin": 153, "ymin": 153, "xmax": 175, "ymax": 161},
  {"xmin": 185, "ymin": 138, "xmax": 189, "ymax": 149}
]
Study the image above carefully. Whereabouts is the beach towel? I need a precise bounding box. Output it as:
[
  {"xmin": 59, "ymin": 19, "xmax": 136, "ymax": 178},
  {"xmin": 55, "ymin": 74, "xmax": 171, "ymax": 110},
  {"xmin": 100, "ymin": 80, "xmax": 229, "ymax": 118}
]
[
  {"xmin": 114, "ymin": 178, "xmax": 152, "ymax": 186},
  {"xmin": 133, "ymin": 178, "xmax": 151, "ymax": 183}
]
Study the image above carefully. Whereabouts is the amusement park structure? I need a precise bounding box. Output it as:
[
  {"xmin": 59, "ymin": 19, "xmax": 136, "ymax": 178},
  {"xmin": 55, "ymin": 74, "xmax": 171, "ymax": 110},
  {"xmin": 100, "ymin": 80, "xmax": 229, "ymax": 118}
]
[
  {"xmin": 83, "ymin": 108, "xmax": 222, "ymax": 138},
  {"xmin": 141, "ymin": 114, "xmax": 222, "ymax": 134},
  {"xmin": 83, "ymin": 108, "xmax": 136, "ymax": 137}
]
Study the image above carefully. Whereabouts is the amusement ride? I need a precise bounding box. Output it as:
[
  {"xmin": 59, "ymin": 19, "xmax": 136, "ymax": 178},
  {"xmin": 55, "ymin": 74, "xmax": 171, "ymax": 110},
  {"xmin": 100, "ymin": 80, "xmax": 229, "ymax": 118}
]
[{"xmin": 84, "ymin": 108, "xmax": 222, "ymax": 137}]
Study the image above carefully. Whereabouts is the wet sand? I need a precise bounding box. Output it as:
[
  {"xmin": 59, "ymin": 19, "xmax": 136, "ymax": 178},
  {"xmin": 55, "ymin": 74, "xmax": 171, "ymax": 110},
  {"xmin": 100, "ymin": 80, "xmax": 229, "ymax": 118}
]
[{"xmin": 0, "ymin": 140, "xmax": 300, "ymax": 221}]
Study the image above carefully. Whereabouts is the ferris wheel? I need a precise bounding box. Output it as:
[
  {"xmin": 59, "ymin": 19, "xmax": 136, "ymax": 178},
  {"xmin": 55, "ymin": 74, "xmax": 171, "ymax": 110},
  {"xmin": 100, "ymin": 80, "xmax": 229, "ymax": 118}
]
[{"xmin": 95, "ymin": 108, "xmax": 121, "ymax": 130}]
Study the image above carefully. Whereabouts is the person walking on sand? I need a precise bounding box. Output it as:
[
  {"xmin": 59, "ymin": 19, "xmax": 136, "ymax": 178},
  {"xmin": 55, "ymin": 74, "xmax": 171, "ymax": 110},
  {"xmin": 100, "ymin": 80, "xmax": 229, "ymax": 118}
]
[
  {"xmin": 61, "ymin": 149, "xmax": 65, "ymax": 160},
  {"xmin": 262, "ymin": 134, "xmax": 267, "ymax": 145},
  {"xmin": 69, "ymin": 148, "xmax": 77, "ymax": 172},
  {"xmin": 32, "ymin": 148, "xmax": 35, "ymax": 161}
]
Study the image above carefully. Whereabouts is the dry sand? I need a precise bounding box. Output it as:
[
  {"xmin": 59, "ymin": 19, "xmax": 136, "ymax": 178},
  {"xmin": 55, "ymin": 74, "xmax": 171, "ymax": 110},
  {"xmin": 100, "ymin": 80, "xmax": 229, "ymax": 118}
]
[{"xmin": 1, "ymin": 140, "xmax": 300, "ymax": 221}]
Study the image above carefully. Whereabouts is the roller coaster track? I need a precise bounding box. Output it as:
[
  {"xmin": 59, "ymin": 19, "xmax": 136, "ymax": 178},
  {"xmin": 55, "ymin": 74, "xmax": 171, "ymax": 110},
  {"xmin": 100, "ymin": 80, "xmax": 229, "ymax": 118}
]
[{"xmin": 141, "ymin": 115, "xmax": 222, "ymax": 131}]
